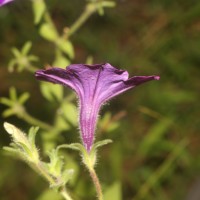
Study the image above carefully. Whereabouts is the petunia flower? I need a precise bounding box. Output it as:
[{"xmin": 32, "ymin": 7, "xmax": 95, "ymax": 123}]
[
  {"xmin": 0, "ymin": 0, "xmax": 13, "ymax": 6},
  {"xmin": 35, "ymin": 63, "xmax": 159, "ymax": 152}
]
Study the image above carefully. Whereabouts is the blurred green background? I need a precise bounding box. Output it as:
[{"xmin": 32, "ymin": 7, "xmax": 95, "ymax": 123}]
[{"xmin": 0, "ymin": 0, "xmax": 200, "ymax": 199}]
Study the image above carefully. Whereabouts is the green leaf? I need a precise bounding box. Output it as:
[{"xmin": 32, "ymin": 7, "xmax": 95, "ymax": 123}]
[
  {"xmin": 86, "ymin": 55, "xmax": 93, "ymax": 65},
  {"xmin": 104, "ymin": 181, "xmax": 122, "ymax": 200},
  {"xmin": 28, "ymin": 55, "xmax": 39, "ymax": 62},
  {"xmin": 107, "ymin": 122, "xmax": 119, "ymax": 132},
  {"xmin": 18, "ymin": 92, "xmax": 30, "ymax": 104},
  {"xmin": 40, "ymin": 82, "xmax": 54, "ymax": 101},
  {"xmin": 39, "ymin": 23, "xmax": 58, "ymax": 41},
  {"xmin": 97, "ymin": 4, "xmax": 104, "ymax": 16},
  {"xmin": 3, "ymin": 146, "xmax": 21, "ymax": 155},
  {"xmin": 32, "ymin": 0, "xmax": 46, "ymax": 24},
  {"xmin": 11, "ymin": 47, "xmax": 21, "ymax": 58},
  {"xmin": 40, "ymin": 82, "xmax": 63, "ymax": 102},
  {"xmin": 0, "ymin": 97, "xmax": 13, "ymax": 106},
  {"xmin": 57, "ymin": 39, "xmax": 74, "ymax": 59},
  {"xmin": 102, "ymin": 1, "xmax": 116, "ymax": 8},
  {"xmin": 54, "ymin": 115, "xmax": 70, "ymax": 132},
  {"xmin": 2, "ymin": 109, "xmax": 15, "ymax": 117},
  {"xmin": 3, "ymin": 123, "xmax": 40, "ymax": 162},
  {"xmin": 61, "ymin": 102, "xmax": 77, "ymax": 126},
  {"xmin": 9, "ymin": 87, "xmax": 17, "ymax": 101},
  {"xmin": 22, "ymin": 41, "xmax": 32, "ymax": 55},
  {"xmin": 99, "ymin": 112, "xmax": 120, "ymax": 133},
  {"xmin": 16, "ymin": 141, "xmax": 33, "ymax": 158},
  {"xmin": 92, "ymin": 139, "xmax": 112, "ymax": 150},
  {"xmin": 8, "ymin": 59, "xmax": 17, "ymax": 72}
]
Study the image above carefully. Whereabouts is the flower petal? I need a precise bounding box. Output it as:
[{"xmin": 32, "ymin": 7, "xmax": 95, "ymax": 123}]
[
  {"xmin": 35, "ymin": 63, "xmax": 159, "ymax": 151},
  {"xmin": 0, "ymin": 0, "xmax": 13, "ymax": 6}
]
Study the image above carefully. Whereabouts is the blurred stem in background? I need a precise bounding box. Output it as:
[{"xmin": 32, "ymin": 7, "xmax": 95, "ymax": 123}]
[
  {"xmin": 67, "ymin": 0, "xmax": 116, "ymax": 38},
  {"xmin": 134, "ymin": 139, "xmax": 188, "ymax": 200}
]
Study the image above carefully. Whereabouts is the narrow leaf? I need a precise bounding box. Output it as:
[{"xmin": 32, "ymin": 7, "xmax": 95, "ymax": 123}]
[
  {"xmin": 92, "ymin": 139, "xmax": 113, "ymax": 150},
  {"xmin": 28, "ymin": 126, "xmax": 39, "ymax": 148},
  {"xmin": 22, "ymin": 41, "xmax": 32, "ymax": 55},
  {"xmin": 39, "ymin": 23, "xmax": 58, "ymax": 41},
  {"xmin": 0, "ymin": 97, "xmax": 13, "ymax": 106},
  {"xmin": 32, "ymin": 0, "xmax": 46, "ymax": 24},
  {"xmin": 57, "ymin": 39, "xmax": 74, "ymax": 59},
  {"xmin": 18, "ymin": 92, "xmax": 30, "ymax": 104}
]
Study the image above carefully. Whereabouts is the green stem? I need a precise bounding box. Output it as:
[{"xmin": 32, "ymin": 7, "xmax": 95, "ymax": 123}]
[
  {"xmin": 60, "ymin": 187, "xmax": 73, "ymax": 200},
  {"xmin": 34, "ymin": 162, "xmax": 73, "ymax": 200},
  {"xmin": 19, "ymin": 111, "xmax": 53, "ymax": 131},
  {"xmin": 67, "ymin": 4, "xmax": 97, "ymax": 37},
  {"xmin": 88, "ymin": 167, "xmax": 103, "ymax": 200},
  {"xmin": 35, "ymin": 162, "xmax": 55, "ymax": 184}
]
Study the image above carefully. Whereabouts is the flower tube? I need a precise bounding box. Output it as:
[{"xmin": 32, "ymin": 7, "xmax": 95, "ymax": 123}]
[{"xmin": 35, "ymin": 63, "xmax": 159, "ymax": 151}]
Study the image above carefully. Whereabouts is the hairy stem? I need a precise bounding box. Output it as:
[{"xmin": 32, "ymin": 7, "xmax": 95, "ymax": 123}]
[
  {"xmin": 35, "ymin": 162, "xmax": 55, "ymax": 184},
  {"xmin": 88, "ymin": 167, "xmax": 103, "ymax": 200},
  {"xmin": 60, "ymin": 187, "xmax": 73, "ymax": 200},
  {"xmin": 33, "ymin": 162, "xmax": 73, "ymax": 200}
]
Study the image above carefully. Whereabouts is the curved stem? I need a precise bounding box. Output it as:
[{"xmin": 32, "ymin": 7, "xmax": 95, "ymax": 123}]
[
  {"xmin": 88, "ymin": 167, "xmax": 103, "ymax": 200},
  {"xmin": 67, "ymin": 4, "xmax": 97, "ymax": 37},
  {"xmin": 35, "ymin": 162, "xmax": 55, "ymax": 184},
  {"xmin": 60, "ymin": 187, "xmax": 73, "ymax": 200},
  {"xmin": 18, "ymin": 110, "xmax": 53, "ymax": 131},
  {"xmin": 33, "ymin": 162, "xmax": 73, "ymax": 200}
]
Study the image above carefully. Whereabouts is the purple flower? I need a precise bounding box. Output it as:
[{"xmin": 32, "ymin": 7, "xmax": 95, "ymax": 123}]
[
  {"xmin": 35, "ymin": 63, "xmax": 159, "ymax": 152},
  {"xmin": 0, "ymin": 0, "xmax": 13, "ymax": 6}
]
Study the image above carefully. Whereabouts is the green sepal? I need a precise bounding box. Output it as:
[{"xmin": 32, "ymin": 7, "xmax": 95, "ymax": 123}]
[
  {"xmin": 91, "ymin": 139, "xmax": 112, "ymax": 150},
  {"xmin": 58, "ymin": 143, "xmax": 86, "ymax": 152},
  {"xmin": 58, "ymin": 139, "xmax": 112, "ymax": 169}
]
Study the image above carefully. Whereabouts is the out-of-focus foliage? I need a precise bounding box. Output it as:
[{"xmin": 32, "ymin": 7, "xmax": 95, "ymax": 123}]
[{"xmin": 0, "ymin": 0, "xmax": 199, "ymax": 200}]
